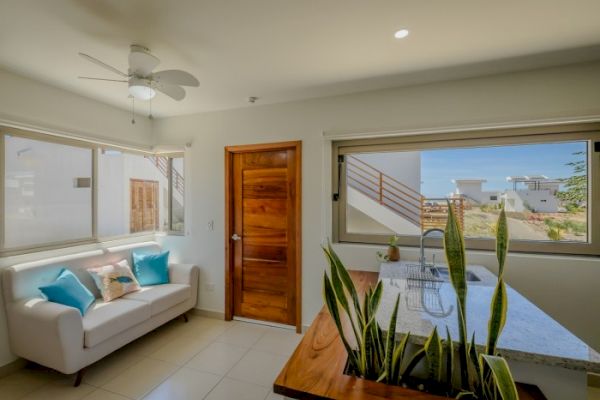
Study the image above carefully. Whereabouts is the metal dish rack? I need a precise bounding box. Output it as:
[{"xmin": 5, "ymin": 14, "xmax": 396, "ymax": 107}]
[{"xmin": 404, "ymin": 263, "xmax": 443, "ymax": 290}]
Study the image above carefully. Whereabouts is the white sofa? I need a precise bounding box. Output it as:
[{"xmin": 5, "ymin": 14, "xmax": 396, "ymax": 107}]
[{"xmin": 1, "ymin": 242, "xmax": 198, "ymax": 384}]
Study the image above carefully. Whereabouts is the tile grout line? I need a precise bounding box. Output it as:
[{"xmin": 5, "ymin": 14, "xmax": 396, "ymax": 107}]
[
  {"xmin": 132, "ymin": 318, "xmax": 240, "ymax": 399},
  {"xmin": 199, "ymin": 328, "xmax": 268, "ymax": 400},
  {"xmin": 140, "ymin": 319, "xmax": 256, "ymax": 400}
]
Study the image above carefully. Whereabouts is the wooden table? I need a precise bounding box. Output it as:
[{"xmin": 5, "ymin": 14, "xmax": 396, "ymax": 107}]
[{"xmin": 274, "ymin": 270, "xmax": 546, "ymax": 399}]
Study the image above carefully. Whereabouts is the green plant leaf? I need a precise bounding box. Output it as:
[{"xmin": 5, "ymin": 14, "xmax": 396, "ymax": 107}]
[
  {"xmin": 468, "ymin": 332, "xmax": 482, "ymax": 397},
  {"xmin": 327, "ymin": 241, "xmax": 363, "ymax": 323},
  {"xmin": 323, "ymin": 272, "xmax": 360, "ymax": 373},
  {"xmin": 424, "ymin": 326, "xmax": 443, "ymax": 382},
  {"xmin": 402, "ymin": 347, "xmax": 426, "ymax": 379},
  {"xmin": 444, "ymin": 201, "xmax": 470, "ymax": 390},
  {"xmin": 486, "ymin": 279, "xmax": 508, "ymax": 356},
  {"xmin": 496, "ymin": 207, "xmax": 509, "ymax": 278},
  {"xmin": 392, "ymin": 332, "xmax": 410, "ymax": 384},
  {"xmin": 445, "ymin": 326, "xmax": 454, "ymax": 390},
  {"xmin": 384, "ymin": 294, "xmax": 400, "ymax": 383},
  {"xmin": 322, "ymin": 246, "xmax": 362, "ymax": 343},
  {"xmin": 480, "ymin": 354, "xmax": 519, "ymax": 400}
]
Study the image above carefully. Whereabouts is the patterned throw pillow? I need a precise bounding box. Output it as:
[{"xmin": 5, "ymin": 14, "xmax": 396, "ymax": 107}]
[{"xmin": 88, "ymin": 260, "xmax": 141, "ymax": 302}]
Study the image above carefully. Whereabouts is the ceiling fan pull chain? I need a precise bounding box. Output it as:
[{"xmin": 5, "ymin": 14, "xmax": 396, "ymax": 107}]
[
  {"xmin": 131, "ymin": 97, "xmax": 136, "ymax": 125},
  {"xmin": 149, "ymin": 96, "xmax": 153, "ymax": 120}
]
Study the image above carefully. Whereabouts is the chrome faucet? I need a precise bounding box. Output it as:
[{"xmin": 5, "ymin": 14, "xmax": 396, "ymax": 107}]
[{"xmin": 420, "ymin": 228, "xmax": 444, "ymax": 269}]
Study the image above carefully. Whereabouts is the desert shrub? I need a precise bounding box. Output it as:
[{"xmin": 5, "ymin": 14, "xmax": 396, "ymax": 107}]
[{"xmin": 547, "ymin": 227, "xmax": 562, "ymax": 241}]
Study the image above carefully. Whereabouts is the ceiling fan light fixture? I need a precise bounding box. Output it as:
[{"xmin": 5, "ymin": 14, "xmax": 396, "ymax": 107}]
[{"xmin": 128, "ymin": 78, "xmax": 156, "ymax": 100}]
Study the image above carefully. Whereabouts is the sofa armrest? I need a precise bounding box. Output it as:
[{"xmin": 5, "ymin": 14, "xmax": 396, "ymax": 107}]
[
  {"xmin": 169, "ymin": 263, "xmax": 198, "ymax": 285},
  {"xmin": 6, "ymin": 298, "xmax": 84, "ymax": 374},
  {"xmin": 169, "ymin": 263, "xmax": 199, "ymax": 307}
]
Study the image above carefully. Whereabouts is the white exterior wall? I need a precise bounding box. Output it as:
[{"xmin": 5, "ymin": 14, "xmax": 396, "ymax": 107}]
[
  {"xmin": 504, "ymin": 189, "xmax": 559, "ymax": 212},
  {"xmin": 347, "ymin": 187, "xmax": 420, "ymax": 235},
  {"xmin": 355, "ymin": 151, "xmax": 421, "ymax": 192},
  {"xmin": 455, "ymin": 181, "xmax": 501, "ymax": 205}
]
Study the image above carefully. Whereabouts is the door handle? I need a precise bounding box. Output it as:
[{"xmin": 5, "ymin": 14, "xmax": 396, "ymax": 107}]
[{"xmin": 231, "ymin": 233, "xmax": 242, "ymax": 241}]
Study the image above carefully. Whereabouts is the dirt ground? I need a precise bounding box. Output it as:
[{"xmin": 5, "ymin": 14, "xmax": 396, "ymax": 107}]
[{"xmin": 463, "ymin": 208, "xmax": 587, "ymax": 242}]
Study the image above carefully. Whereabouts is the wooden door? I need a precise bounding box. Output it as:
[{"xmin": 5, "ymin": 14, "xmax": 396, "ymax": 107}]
[
  {"xmin": 226, "ymin": 142, "xmax": 301, "ymax": 331},
  {"xmin": 130, "ymin": 179, "xmax": 159, "ymax": 233}
]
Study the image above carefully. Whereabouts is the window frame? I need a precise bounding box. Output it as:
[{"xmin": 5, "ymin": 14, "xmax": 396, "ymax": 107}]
[
  {"xmin": 332, "ymin": 122, "xmax": 600, "ymax": 256},
  {"xmin": 0, "ymin": 126, "xmax": 185, "ymax": 256}
]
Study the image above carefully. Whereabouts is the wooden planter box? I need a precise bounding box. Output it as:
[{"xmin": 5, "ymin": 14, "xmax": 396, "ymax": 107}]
[{"xmin": 274, "ymin": 271, "xmax": 545, "ymax": 400}]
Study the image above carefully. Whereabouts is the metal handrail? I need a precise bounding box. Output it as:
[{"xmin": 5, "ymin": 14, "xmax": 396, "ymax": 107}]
[
  {"xmin": 146, "ymin": 156, "xmax": 184, "ymax": 196},
  {"xmin": 346, "ymin": 155, "xmax": 464, "ymax": 231}
]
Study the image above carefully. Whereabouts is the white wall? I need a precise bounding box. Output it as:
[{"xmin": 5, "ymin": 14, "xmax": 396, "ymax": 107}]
[
  {"xmin": 0, "ymin": 68, "xmax": 155, "ymax": 367},
  {"xmin": 355, "ymin": 151, "xmax": 421, "ymax": 192},
  {"xmin": 153, "ymin": 61, "xmax": 600, "ymax": 354},
  {"xmin": 505, "ymin": 189, "xmax": 559, "ymax": 212}
]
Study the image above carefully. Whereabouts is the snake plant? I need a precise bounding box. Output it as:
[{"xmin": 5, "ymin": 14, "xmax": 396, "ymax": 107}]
[{"xmin": 322, "ymin": 202, "xmax": 519, "ymax": 398}]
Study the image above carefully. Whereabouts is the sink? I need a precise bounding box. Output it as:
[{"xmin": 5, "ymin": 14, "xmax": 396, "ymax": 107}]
[{"xmin": 431, "ymin": 266, "xmax": 481, "ymax": 282}]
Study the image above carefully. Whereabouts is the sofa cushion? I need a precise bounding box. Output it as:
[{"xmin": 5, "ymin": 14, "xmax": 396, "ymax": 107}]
[
  {"xmin": 38, "ymin": 268, "xmax": 95, "ymax": 316},
  {"xmin": 122, "ymin": 284, "xmax": 190, "ymax": 316},
  {"xmin": 83, "ymin": 298, "xmax": 151, "ymax": 348},
  {"xmin": 88, "ymin": 260, "xmax": 141, "ymax": 302},
  {"xmin": 132, "ymin": 251, "xmax": 170, "ymax": 286}
]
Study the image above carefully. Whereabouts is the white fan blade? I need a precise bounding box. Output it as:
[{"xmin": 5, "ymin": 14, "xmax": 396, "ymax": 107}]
[
  {"xmin": 79, "ymin": 53, "xmax": 128, "ymax": 77},
  {"xmin": 152, "ymin": 70, "xmax": 199, "ymax": 87},
  {"xmin": 78, "ymin": 76, "xmax": 127, "ymax": 82},
  {"xmin": 155, "ymin": 83, "xmax": 185, "ymax": 101},
  {"xmin": 129, "ymin": 49, "xmax": 160, "ymax": 77}
]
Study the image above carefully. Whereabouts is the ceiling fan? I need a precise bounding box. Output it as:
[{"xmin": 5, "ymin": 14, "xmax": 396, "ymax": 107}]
[{"xmin": 78, "ymin": 44, "xmax": 199, "ymax": 101}]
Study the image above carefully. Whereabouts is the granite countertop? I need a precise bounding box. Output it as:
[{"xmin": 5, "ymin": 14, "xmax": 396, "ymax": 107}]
[{"xmin": 377, "ymin": 261, "xmax": 600, "ymax": 373}]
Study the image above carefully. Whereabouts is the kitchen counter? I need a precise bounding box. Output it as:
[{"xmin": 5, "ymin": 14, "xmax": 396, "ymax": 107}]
[{"xmin": 378, "ymin": 261, "xmax": 600, "ymax": 373}]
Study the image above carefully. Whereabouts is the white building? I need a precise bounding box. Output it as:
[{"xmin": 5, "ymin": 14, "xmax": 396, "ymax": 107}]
[
  {"xmin": 504, "ymin": 176, "xmax": 561, "ymax": 213},
  {"xmin": 452, "ymin": 176, "xmax": 561, "ymax": 212},
  {"xmin": 452, "ymin": 179, "xmax": 502, "ymax": 205}
]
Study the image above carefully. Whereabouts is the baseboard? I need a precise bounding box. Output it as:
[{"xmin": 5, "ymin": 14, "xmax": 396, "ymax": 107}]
[
  {"xmin": 190, "ymin": 308, "xmax": 225, "ymax": 320},
  {"xmin": 589, "ymin": 372, "xmax": 600, "ymax": 388},
  {"xmin": 0, "ymin": 358, "xmax": 27, "ymax": 378},
  {"xmin": 190, "ymin": 308, "xmax": 310, "ymax": 333}
]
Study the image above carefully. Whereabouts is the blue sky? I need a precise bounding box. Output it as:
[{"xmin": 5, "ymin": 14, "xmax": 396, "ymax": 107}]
[{"xmin": 420, "ymin": 141, "xmax": 587, "ymax": 198}]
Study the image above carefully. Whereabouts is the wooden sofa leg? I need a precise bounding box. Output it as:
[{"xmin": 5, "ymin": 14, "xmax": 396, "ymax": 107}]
[
  {"xmin": 182, "ymin": 313, "xmax": 189, "ymax": 323},
  {"xmin": 74, "ymin": 369, "xmax": 85, "ymax": 387}
]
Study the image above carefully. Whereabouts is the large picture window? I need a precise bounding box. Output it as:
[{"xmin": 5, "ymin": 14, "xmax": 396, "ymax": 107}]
[
  {"xmin": 0, "ymin": 127, "xmax": 185, "ymax": 255},
  {"xmin": 333, "ymin": 123, "xmax": 600, "ymax": 255}
]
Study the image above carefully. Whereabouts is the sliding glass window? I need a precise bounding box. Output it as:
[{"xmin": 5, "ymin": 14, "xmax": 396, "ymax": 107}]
[
  {"xmin": 0, "ymin": 126, "xmax": 185, "ymax": 255},
  {"xmin": 2, "ymin": 133, "xmax": 93, "ymax": 249},
  {"xmin": 332, "ymin": 123, "xmax": 600, "ymax": 256}
]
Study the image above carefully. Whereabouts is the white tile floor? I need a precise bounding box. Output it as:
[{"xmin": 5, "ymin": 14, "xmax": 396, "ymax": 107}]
[{"xmin": 0, "ymin": 316, "xmax": 301, "ymax": 400}]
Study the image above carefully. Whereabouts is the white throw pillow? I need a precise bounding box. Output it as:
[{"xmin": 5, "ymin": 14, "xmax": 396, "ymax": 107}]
[{"xmin": 88, "ymin": 259, "xmax": 141, "ymax": 302}]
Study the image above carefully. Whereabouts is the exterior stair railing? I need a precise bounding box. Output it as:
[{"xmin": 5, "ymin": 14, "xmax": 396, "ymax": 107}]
[
  {"xmin": 346, "ymin": 155, "xmax": 463, "ymax": 231},
  {"xmin": 145, "ymin": 156, "xmax": 184, "ymax": 196}
]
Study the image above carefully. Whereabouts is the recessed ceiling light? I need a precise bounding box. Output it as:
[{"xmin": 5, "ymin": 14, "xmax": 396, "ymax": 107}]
[{"xmin": 394, "ymin": 29, "xmax": 410, "ymax": 39}]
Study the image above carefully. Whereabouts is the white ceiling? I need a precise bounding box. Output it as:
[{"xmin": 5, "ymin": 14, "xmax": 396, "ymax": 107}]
[{"xmin": 1, "ymin": 0, "xmax": 600, "ymax": 118}]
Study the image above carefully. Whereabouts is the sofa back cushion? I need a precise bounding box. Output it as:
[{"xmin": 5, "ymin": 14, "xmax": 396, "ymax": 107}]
[{"xmin": 2, "ymin": 242, "xmax": 161, "ymax": 303}]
